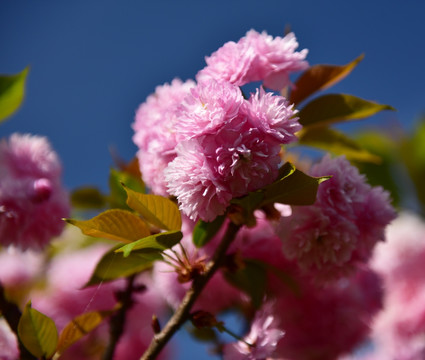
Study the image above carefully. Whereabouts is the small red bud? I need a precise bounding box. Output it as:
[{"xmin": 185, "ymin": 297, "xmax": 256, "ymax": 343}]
[{"xmin": 151, "ymin": 314, "xmax": 161, "ymax": 334}]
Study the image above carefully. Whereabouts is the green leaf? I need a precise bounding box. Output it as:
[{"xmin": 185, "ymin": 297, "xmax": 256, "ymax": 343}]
[
  {"xmin": 298, "ymin": 126, "xmax": 381, "ymax": 163},
  {"xmin": 108, "ymin": 168, "xmax": 145, "ymax": 209},
  {"xmin": 115, "ymin": 230, "xmax": 183, "ymax": 257},
  {"xmin": 18, "ymin": 302, "xmax": 58, "ymax": 359},
  {"xmin": 298, "ymin": 94, "xmax": 395, "ymax": 128},
  {"xmin": 86, "ymin": 246, "xmax": 162, "ymax": 286},
  {"xmin": 354, "ymin": 131, "xmax": 400, "ymax": 208},
  {"xmin": 56, "ymin": 309, "xmax": 114, "ymax": 354},
  {"xmin": 192, "ymin": 215, "xmax": 226, "ymax": 248},
  {"xmin": 223, "ymin": 259, "xmax": 267, "ymax": 309},
  {"xmin": 65, "ymin": 209, "xmax": 150, "ymax": 243},
  {"xmin": 71, "ymin": 186, "xmax": 106, "ymax": 209},
  {"xmin": 289, "ymin": 55, "xmax": 364, "ymax": 105},
  {"xmin": 261, "ymin": 162, "xmax": 330, "ymax": 206},
  {"xmin": 124, "ymin": 185, "xmax": 182, "ymax": 231},
  {"xmin": 399, "ymin": 119, "xmax": 425, "ymax": 213},
  {"xmin": 0, "ymin": 67, "xmax": 29, "ymax": 123}
]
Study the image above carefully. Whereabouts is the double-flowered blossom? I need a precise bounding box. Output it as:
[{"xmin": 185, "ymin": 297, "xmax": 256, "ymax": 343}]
[
  {"xmin": 132, "ymin": 78, "xmax": 196, "ymax": 195},
  {"xmin": 274, "ymin": 267, "xmax": 383, "ymax": 359},
  {"xmin": 196, "ymin": 29, "xmax": 308, "ymax": 90},
  {"xmin": 278, "ymin": 155, "xmax": 396, "ymax": 281},
  {"xmin": 133, "ymin": 30, "xmax": 306, "ymax": 221},
  {"xmin": 0, "ymin": 133, "xmax": 70, "ymax": 250},
  {"xmin": 166, "ymin": 81, "xmax": 301, "ymax": 221}
]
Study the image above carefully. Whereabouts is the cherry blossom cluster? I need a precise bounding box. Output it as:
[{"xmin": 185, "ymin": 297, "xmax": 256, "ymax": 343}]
[
  {"xmin": 133, "ymin": 29, "xmax": 307, "ymax": 221},
  {"xmin": 130, "ymin": 28, "xmax": 397, "ymax": 359}
]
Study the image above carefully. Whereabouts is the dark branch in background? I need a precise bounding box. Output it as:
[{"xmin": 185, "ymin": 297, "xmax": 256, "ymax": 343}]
[
  {"xmin": 102, "ymin": 275, "xmax": 138, "ymax": 360},
  {"xmin": 140, "ymin": 221, "xmax": 242, "ymax": 360},
  {"xmin": 0, "ymin": 283, "xmax": 37, "ymax": 360}
]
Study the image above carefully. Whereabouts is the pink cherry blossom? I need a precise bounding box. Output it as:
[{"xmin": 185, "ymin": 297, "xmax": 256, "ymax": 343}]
[
  {"xmin": 132, "ymin": 78, "xmax": 195, "ymax": 195},
  {"xmin": 166, "ymin": 116, "xmax": 282, "ymax": 221},
  {"xmin": 365, "ymin": 212, "xmax": 425, "ymax": 360},
  {"xmin": 0, "ymin": 133, "xmax": 70, "ymax": 250},
  {"xmin": 242, "ymin": 30, "xmax": 309, "ymax": 90},
  {"xmin": 245, "ymin": 87, "xmax": 301, "ymax": 144},
  {"xmin": 371, "ymin": 212, "xmax": 425, "ymax": 292},
  {"xmin": 174, "ymin": 80, "xmax": 244, "ymax": 140},
  {"xmin": 274, "ymin": 268, "xmax": 382, "ymax": 360},
  {"xmin": 223, "ymin": 301, "xmax": 284, "ymax": 360},
  {"xmin": 164, "ymin": 139, "xmax": 232, "ymax": 221},
  {"xmin": 279, "ymin": 206, "xmax": 360, "ymax": 280},
  {"xmin": 278, "ymin": 155, "xmax": 396, "ymax": 281},
  {"xmin": 197, "ymin": 29, "xmax": 308, "ymax": 90},
  {"xmin": 0, "ymin": 247, "xmax": 43, "ymax": 299},
  {"xmin": 196, "ymin": 39, "xmax": 255, "ymax": 87}
]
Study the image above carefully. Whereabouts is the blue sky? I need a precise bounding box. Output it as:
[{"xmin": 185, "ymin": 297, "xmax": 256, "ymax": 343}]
[
  {"xmin": 1, "ymin": 0, "xmax": 424, "ymax": 192},
  {"xmin": 1, "ymin": 1, "xmax": 425, "ymax": 358}
]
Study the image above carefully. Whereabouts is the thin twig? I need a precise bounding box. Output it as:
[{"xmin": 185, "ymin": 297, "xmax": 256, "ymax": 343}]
[
  {"xmin": 102, "ymin": 275, "xmax": 137, "ymax": 360},
  {"xmin": 140, "ymin": 221, "xmax": 242, "ymax": 360}
]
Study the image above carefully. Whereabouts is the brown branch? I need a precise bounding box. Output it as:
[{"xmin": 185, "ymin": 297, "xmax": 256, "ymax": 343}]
[
  {"xmin": 0, "ymin": 283, "xmax": 37, "ymax": 360},
  {"xmin": 102, "ymin": 275, "xmax": 137, "ymax": 360},
  {"xmin": 140, "ymin": 221, "xmax": 242, "ymax": 360}
]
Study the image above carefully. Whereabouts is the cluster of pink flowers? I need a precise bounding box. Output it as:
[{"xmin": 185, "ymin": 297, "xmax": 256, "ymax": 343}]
[
  {"xmin": 130, "ymin": 29, "xmax": 399, "ymax": 359},
  {"xmin": 151, "ymin": 209, "xmax": 384, "ymax": 359},
  {"xmin": 133, "ymin": 29, "xmax": 307, "ymax": 221},
  {"xmin": 0, "ymin": 133, "xmax": 70, "ymax": 250},
  {"xmin": 278, "ymin": 155, "xmax": 396, "ymax": 281}
]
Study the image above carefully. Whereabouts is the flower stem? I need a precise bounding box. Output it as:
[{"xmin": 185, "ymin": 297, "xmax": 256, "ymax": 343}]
[
  {"xmin": 140, "ymin": 221, "xmax": 242, "ymax": 360},
  {"xmin": 215, "ymin": 324, "xmax": 253, "ymax": 348}
]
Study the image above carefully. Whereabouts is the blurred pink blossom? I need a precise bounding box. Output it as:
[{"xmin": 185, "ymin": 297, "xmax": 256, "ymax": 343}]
[
  {"xmin": 32, "ymin": 243, "xmax": 169, "ymax": 359},
  {"xmin": 0, "ymin": 246, "xmax": 43, "ymax": 301},
  {"xmin": 223, "ymin": 301, "xmax": 284, "ymax": 360},
  {"xmin": 32, "ymin": 244, "xmax": 120, "ymax": 331},
  {"xmin": 274, "ymin": 268, "xmax": 382, "ymax": 360},
  {"xmin": 278, "ymin": 155, "xmax": 396, "ymax": 281},
  {"xmin": 0, "ymin": 319, "xmax": 19, "ymax": 360},
  {"xmin": 365, "ymin": 212, "xmax": 425, "ymax": 360},
  {"xmin": 0, "ymin": 133, "xmax": 70, "ymax": 250}
]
